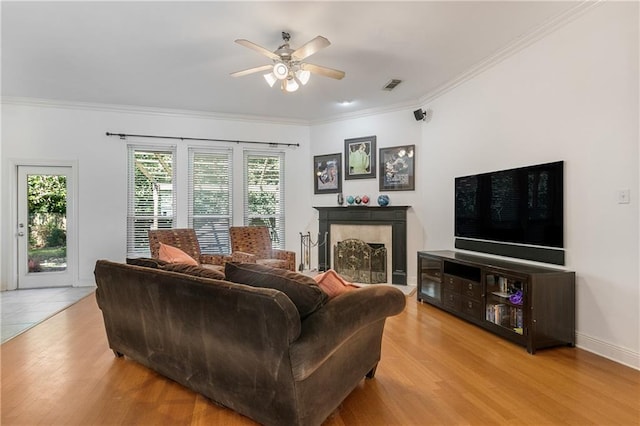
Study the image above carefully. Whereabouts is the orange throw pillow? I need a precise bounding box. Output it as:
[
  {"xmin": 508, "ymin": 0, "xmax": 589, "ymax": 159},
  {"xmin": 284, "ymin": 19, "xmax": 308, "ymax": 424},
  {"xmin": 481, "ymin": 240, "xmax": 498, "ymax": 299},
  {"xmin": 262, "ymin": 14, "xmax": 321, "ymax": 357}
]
[
  {"xmin": 158, "ymin": 243, "xmax": 198, "ymax": 266},
  {"xmin": 313, "ymin": 270, "xmax": 359, "ymax": 299}
]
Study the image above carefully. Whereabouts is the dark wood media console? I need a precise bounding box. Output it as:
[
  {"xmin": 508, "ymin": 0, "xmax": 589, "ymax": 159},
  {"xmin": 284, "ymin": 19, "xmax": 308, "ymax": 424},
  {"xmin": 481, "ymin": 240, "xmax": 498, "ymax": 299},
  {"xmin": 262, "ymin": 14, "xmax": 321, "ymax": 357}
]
[{"xmin": 418, "ymin": 250, "xmax": 575, "ymax": 353}]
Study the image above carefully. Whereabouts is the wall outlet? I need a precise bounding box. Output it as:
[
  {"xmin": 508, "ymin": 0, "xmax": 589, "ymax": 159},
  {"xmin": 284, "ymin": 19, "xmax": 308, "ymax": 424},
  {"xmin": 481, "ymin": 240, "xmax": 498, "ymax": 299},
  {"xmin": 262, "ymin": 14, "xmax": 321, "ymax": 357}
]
[{"xmin": 617, "ymin": 189, "xmax": 630, "ymax": 204}]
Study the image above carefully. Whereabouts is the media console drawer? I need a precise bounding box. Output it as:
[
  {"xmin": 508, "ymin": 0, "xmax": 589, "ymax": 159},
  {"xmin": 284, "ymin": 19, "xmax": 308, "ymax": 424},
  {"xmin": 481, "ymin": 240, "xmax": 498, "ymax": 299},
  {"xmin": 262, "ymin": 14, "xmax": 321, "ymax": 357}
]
[
  {"xmin": 443, "ymin": 290, "xmax": 461, "ymax": 310},
  {"xmin": 443, "ymin": 274, "xmax": 461, "ymax": 293},
  {"xmin": 461, "ymin": 297, "xmax": 483, "ymax": 319},
  {"xmin": 462, "ymin": 280, "xmax": 482, "ymax": 300}
]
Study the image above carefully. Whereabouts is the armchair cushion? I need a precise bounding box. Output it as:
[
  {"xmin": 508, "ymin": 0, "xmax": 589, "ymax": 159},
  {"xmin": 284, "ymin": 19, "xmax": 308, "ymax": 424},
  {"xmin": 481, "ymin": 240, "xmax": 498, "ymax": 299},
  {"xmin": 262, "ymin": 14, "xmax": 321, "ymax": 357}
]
[
  {"xmin": 257, "ymin": 258, "xmax": 290, "ymax": 270},
  {"xmin": 229, "ymin": 226, "xmax": 296, "ymax": 271},
  {"xmin": 148, "ymin": 228, "xmax": 231, "ymax": 267},
  {"xmin": 158, "ymin": 242, "xmax": 198, "ymax": 266},
  {"xmin": 224, "ymin": 262, "xmax": 328, "ymax": 319}
]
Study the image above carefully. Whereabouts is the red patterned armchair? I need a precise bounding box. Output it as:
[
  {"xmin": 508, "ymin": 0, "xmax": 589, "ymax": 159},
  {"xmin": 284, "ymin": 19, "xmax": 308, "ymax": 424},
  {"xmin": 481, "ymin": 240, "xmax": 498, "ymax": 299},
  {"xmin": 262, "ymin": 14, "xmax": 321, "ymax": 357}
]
[
  {"xmin": 229, "ymin": 226, "xmax": 296, "ymax": 271},
  {"xmin": 148, "ymin": 228, "xmax": 231, "ymax": 271}
]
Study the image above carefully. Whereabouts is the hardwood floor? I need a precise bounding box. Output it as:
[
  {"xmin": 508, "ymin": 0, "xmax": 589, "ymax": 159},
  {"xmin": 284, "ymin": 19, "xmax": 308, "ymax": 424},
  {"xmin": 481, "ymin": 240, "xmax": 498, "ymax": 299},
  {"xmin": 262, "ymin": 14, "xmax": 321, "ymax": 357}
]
[{"xmin": 2, "ymin": 292, "xmax": 639, "ymax": 425}]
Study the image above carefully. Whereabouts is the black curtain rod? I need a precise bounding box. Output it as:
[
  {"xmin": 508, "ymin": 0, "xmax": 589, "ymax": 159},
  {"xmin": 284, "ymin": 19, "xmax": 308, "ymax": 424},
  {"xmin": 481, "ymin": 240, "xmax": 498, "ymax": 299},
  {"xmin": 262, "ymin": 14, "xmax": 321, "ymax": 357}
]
[{"xmin": 105, "ymin": 132, "xmax": 299, "ymax": 148}]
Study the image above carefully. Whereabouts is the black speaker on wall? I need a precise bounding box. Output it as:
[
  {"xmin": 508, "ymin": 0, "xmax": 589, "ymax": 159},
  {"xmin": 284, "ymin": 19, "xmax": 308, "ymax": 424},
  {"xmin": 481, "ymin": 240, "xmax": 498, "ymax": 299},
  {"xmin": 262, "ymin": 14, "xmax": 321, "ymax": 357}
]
[{"xmin": 414, "ymin": 109, "xmax": 426, "ymax": 121}]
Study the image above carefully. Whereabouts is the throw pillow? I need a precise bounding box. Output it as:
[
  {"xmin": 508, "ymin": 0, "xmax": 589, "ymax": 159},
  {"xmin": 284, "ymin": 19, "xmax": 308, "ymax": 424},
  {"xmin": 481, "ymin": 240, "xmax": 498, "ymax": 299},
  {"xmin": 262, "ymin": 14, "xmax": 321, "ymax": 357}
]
[
  {"xmin": 224, "ymin": 262, "xmax": 328, "ymax": 319},
  {"xmin": 126, "ymin": 257, "xmax": 168, "ymax": 269},
  {"xmin": 158, "ymin": 242, "xmax": 199, "ymax": 266},
  {"xmin": 161, "ymin": 263, "xmax": 225, "ymax": 281},
  {"xmin": 313, "ymin": 270, "xmax": 360, "ymax": 299}
]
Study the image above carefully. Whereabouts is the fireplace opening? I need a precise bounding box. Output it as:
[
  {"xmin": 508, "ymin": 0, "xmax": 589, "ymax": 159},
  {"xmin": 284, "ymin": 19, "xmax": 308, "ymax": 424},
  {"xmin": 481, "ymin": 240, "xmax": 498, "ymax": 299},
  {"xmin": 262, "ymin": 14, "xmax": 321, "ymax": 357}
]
[{"xmin": 334, "ymin": 239, "xmax": 387, "ymax": 284}]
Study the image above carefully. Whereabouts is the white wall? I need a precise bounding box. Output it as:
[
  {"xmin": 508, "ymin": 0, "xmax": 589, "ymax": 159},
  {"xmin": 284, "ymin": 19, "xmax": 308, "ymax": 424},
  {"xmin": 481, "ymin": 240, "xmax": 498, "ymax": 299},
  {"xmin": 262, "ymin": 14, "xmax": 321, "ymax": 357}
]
[
  {"xmin": 416, "ymin": 2, "xmax": 638, "ymax": 367},
  {"xmin": 308, "ymin": 2, "xmax": 639, "ymax": 368},
  {"xmin": 1, "ymin": 103, "xmax": 311, "ymax": 289}
]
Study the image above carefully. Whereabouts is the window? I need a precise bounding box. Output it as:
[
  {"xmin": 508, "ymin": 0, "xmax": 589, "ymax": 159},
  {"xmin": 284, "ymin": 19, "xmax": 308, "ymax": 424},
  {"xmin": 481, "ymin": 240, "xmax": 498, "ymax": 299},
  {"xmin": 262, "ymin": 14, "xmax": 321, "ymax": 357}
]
[
  {"xmin": 188, "ymin": 148, "xmax": 233, "ymax": 254},
  {"xmin": 127, "ymin": 146, "xmax": 176, "ymax": 257},
  {"xmin": 243, "ymin": 151, "xmax": 285, "ymax": 249}
]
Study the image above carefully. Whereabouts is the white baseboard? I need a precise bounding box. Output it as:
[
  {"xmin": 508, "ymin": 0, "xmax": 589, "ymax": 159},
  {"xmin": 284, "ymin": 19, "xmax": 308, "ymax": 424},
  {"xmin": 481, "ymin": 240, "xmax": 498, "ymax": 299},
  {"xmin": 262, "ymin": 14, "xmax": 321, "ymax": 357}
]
[{"xmin": 576, "ymin": 332, "xmax": 640, "ymax": 370}]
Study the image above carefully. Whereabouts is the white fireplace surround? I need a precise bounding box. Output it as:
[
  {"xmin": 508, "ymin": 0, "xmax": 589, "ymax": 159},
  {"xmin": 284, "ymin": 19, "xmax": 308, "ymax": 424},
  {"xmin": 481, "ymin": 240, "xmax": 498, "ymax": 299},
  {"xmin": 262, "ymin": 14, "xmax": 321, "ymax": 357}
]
[{"xmin": 330, "ymin": 224, "xmax": 393, "ymax": 284}]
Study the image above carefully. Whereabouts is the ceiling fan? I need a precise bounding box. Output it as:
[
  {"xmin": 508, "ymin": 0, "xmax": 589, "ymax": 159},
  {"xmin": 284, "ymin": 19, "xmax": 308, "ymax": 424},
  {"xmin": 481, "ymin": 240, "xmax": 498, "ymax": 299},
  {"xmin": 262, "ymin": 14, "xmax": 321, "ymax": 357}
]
[{"xmin": 231, "ymin": 32, "xmax": 345, "ymax": 93}]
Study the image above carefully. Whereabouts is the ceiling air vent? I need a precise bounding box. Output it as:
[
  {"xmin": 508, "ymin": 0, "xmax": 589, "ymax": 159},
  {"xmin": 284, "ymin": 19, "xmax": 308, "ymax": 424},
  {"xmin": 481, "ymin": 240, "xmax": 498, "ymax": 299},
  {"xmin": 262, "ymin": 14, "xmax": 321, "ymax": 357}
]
[{"xmin": 382, "ymin": 79, "xmax": 403, "ymax": 91}]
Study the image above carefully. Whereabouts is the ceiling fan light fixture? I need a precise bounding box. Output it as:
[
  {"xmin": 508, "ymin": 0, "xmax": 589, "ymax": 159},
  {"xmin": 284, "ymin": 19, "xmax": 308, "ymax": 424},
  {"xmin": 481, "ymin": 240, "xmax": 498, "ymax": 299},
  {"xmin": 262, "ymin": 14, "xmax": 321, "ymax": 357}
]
[
  {"xmin": 232, "ymin": 33, "xmax": 345, "ymax": 94},
  {"xmin": 284, "ymin": 77, "xmax": 299, "ymax": 93},
  {"xmin": 295, "ymin": 69, "xmax": 311, "ymax": 85},
  {"xmin": 273, "ymin": 62, "xmax": 289, "ymax": 80},
  {"xmin": 263, "ymin": 72, "xmax": 277, "ymax": 87}
]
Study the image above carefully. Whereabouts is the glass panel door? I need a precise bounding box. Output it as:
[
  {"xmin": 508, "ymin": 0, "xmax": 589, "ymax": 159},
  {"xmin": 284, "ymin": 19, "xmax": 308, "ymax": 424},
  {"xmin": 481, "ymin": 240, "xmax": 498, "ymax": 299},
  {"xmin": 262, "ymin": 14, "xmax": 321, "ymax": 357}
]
[
  {"xmin": 418, "ymin": 255, "xmax": 442, "ymax": 303},
  {"xmin": 485, "ymin": 272, "xmax": 525, "ymax": 335},
  {"xmin": 17, "ymin": 166, "xmax": 73, "ymax": 288}
]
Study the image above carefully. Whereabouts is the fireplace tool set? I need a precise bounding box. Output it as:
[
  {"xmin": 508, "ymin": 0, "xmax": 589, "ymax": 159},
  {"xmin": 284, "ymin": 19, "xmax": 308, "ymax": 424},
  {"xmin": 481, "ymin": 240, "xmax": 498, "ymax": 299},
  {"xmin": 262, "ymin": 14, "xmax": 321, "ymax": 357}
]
[{"xmin": 298, "ymin": 231, "xmax": 328, "ymax": 272}]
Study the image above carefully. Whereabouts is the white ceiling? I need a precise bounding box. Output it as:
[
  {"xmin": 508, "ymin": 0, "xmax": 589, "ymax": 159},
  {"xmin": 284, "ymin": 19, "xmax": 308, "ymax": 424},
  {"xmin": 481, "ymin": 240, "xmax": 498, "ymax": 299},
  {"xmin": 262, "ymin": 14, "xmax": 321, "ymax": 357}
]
[{"xmin": 2, "ymin": 1, "xmax": 581, "ymax": 123}]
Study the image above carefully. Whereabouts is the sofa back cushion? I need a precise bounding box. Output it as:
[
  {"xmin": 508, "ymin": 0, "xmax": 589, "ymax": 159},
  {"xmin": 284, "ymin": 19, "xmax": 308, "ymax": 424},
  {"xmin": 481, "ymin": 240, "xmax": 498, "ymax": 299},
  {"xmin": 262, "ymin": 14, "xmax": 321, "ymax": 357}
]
[
  {"xmin": 126, "ymin": 257, "xmax": 169, "ymax": 269},
  {"xmin": 225, "ymin": 262, "xmax": 328, "ymax": 319},
  {"xmin": 161, "ymin": 263, "xmax": 225, "ymax": 280}
]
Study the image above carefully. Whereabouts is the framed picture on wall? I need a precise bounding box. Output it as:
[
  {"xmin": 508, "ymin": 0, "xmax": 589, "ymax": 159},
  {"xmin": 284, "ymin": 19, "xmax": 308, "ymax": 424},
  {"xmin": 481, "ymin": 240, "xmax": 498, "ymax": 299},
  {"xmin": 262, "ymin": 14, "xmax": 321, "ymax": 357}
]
[
  {"xmin": 379, "ymin": 145, "xmax": 415, "ymax": 191},
  {"xmin": 344, "ymin": 136, "xmax": 376, "ymax": 180},
  {"xmin": 314, "ymin": 153, "xmax": 342, "ymax": 194}
]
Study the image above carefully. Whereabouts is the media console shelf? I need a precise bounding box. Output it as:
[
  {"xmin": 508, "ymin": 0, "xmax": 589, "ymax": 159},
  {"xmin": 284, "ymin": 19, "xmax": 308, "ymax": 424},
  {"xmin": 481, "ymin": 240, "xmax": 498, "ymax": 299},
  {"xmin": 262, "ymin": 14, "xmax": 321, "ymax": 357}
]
[{"xmin": 417, "ymin": 250, "xmax": 575, "ymax": 354}]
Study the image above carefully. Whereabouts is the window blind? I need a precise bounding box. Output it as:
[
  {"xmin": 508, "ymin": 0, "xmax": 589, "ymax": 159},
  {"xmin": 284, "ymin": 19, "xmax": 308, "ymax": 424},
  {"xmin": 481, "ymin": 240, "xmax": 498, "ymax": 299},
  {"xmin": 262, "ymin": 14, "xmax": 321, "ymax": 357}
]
[
  {"xmin": 126, "ymin": 145, "xmax": 176, "ymax": 257},
  {"xmin": 243, "ymin": 150, "xmax": 285, "ymax": 249},
  {"xmin": 188, "ymin": 148, "xmax": 233, "ymax": 254}
]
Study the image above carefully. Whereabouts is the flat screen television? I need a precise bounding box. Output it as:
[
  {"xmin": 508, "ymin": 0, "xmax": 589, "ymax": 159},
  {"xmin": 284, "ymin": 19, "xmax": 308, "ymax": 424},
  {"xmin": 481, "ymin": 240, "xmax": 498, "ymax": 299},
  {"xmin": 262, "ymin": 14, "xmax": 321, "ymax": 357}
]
[{"xmin": 454, "ymin": 161, "xmax": 564, "ymax": 264}]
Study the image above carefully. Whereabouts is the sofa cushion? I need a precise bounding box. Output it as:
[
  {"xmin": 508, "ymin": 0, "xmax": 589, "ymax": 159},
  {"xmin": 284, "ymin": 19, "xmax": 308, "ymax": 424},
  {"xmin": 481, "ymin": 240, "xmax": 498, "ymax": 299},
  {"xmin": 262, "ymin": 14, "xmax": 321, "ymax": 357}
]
[
  {"xmin": 158, "ymin": 242, "xmax": 199, "ymax": 265},
  {"xmin": 224, "ymin": 262, "xmax": 328, "ymax": 319},
  {"xmin": 161, "ymin": 263, "xmax": 225, "ymax": 280},
  {"xmin": 126, "ymin": 257, "xmax": 168, "ymax": 269}
]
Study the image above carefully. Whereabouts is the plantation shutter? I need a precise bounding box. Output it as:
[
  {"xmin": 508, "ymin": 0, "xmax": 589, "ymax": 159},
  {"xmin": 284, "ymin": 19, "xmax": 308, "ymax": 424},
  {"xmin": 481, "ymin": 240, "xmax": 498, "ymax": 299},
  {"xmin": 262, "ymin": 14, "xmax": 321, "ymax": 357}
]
[
  {"xmin": 126, "ymin": 145, "xmax": 176, "ymax": 257},
  {"xmin": 188, "ymin": 148, "xmax": 233, "ymax": 254},
  {"xmin": 243, "ymin": 150, "xmax": 285, "ymax": 249}
]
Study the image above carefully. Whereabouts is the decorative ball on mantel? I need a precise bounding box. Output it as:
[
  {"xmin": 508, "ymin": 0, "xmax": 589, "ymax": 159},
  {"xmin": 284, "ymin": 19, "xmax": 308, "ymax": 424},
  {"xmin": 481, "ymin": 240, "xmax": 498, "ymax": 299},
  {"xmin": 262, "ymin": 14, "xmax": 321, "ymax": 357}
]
[
  {"xmin": 361, "ymin": 195, "xmax": 370, "ymax": 205},
  {"xmin": 346, "ymin": 195, "xmax": 355, "ymax": 205},
  {"xmin": 354, "ymin": 196, "xmax": 362, "ymax": 205},
  {"xmin": 377, "ymin": 194, "xmax": 390, "ymax": 207}
]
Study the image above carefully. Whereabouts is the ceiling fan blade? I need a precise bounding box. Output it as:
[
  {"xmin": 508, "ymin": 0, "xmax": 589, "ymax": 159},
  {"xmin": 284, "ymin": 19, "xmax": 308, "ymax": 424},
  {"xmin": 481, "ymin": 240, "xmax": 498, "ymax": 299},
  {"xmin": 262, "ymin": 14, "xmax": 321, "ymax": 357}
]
[
  {"xmin": 302, "ymin": 63, "xmax": 345, "ymax": 80},
  {"xmin": 235, "ymin": 39, "xmax": 280, "ymax": 61},
  {"xmin": 291, "ymin": 36, "xmax": 331, "ymax": 61},
  {"xmin": 230, "ymin": 64, "xmax": 273, "ymax": 78}
]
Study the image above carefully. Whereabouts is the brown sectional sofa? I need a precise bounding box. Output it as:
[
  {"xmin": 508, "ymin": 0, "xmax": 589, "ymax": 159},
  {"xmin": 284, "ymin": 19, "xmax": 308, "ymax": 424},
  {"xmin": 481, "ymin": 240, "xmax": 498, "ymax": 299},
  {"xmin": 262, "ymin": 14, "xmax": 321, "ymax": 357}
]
[{"xmin": 94, "ymin": 260, "xmax": 405, "ymax": 426}]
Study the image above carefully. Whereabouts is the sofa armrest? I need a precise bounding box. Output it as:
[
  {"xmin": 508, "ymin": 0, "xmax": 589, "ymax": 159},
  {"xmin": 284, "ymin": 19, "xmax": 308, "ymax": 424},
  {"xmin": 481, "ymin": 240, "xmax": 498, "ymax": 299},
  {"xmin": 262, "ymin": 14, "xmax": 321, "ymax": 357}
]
[
  {"xmin": 289, "ymin": 285, "xmax": 405, "ymax": 381},
  {"xmin": 273, "ymin": 249, "xmax": 296, "ymax": 271}
]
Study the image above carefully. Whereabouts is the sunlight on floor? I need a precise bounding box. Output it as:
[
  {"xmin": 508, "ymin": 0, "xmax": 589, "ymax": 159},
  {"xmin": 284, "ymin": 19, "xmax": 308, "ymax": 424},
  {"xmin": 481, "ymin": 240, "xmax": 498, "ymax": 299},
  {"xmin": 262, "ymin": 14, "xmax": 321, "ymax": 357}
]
[{"xmin": 1, "ymin": 286, "xmax": 96, "ymax": 343}]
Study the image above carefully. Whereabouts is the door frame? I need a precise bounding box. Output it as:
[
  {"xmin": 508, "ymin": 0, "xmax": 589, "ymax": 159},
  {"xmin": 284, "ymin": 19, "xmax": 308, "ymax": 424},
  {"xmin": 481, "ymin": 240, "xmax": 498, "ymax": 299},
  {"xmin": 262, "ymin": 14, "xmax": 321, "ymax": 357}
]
[{"xmin": 6, "ymin": 159, "xmax": 79, "ymax": 291}]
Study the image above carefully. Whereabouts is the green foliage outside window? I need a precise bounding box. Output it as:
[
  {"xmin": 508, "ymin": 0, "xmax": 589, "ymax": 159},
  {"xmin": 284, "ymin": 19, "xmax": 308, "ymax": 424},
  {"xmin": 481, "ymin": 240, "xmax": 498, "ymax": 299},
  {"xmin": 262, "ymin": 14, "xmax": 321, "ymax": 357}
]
[
  {"xmin": 27, "ymin": 175, "xmax": 67, "ymax": 249},
  {"xmin": 28, "ymin": 175, "xmax": 66, "ymax": 214},
  {"xmin": 246, "ymin": 155, "xmax": 283, "ymax": 245},
  {"xmin": 133, "ymin": 152, "xmax": 173, "ymax": 216}
]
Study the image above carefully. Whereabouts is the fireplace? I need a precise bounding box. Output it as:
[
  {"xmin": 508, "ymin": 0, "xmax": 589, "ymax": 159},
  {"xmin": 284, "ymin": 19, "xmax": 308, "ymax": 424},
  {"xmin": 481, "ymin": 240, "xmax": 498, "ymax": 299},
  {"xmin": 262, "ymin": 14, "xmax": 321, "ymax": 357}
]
[
  {"xmin": 334, "ymin": 239, "xmax": 387, "ymax": 284},
  {"xmin": 314, "ymin": 206, "xmax": 409, "ymax": 285}
]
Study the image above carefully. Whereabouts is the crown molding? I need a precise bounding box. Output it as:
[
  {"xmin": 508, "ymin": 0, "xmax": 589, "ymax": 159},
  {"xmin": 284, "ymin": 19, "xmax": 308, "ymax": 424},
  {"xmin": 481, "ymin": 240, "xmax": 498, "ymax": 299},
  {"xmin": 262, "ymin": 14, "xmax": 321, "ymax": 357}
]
[
  {"xmin": 418, "ymin": 0, "xmax": 604, "ymax": 106},
  {"xmin": 309, "ymin": 99, "xmax": 423, "ymax": 126},
  {"xmin": 1, "ymin": 96, "xmax": 310, "ymax": 127}
]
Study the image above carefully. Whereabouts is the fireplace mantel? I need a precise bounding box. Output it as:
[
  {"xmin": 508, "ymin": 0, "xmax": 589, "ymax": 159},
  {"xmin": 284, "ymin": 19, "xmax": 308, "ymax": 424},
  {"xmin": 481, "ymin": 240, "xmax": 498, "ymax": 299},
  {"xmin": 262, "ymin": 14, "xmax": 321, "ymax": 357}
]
[{"xmin": 314, "ymin": 206, "xmax": 409, "ymax": 285}]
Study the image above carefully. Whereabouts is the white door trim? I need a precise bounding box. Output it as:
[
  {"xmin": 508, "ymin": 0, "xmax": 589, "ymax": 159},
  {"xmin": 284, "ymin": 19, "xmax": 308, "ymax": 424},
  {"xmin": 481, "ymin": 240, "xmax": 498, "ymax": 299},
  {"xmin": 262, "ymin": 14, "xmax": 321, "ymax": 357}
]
[{"xmin": 5, "ymin": 159, "xmax": 79, "ymax": 291}]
